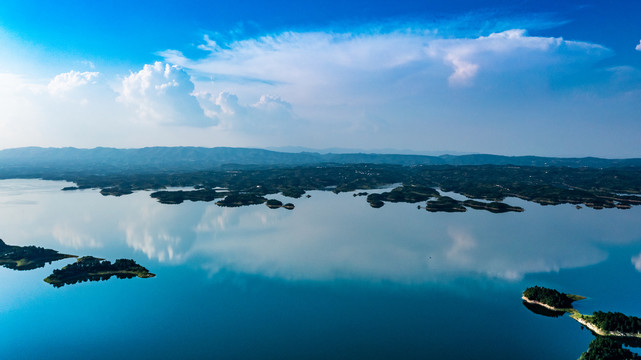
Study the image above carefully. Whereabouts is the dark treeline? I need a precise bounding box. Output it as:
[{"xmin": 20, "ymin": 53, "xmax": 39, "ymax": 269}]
[
  {"xmin": 591, "ymin": 311, "xmax": 641, "ymax": 334},
  {"xmin": 580, "ymin": 336, "xmax": 641, "ymax": 360},
  {"xmin": 44, "ymin": 256, "xmax": 154, "ymax": 287},
  {"xmin": 523, "ymin": 286, "xmax": 574, "ymax": 309},
  {"xmin": 0, "ymin": 239, "xmax": 75, "ymax": 271},
  {"xmin": 39, "ymin": 164, "xmax": 641, "ymax": 210}
]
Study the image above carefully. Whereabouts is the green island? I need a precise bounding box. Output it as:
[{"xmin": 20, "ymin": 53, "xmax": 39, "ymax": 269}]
[
  {"xmin": 52, "ymin": 165, "xmax": 641, "ymax": 212},
  {"xmin": 523, "ymin": 286, "xmax": 641, "ymax": 359},
  {"xmin": 265, "ymin": 199, "xmax": 295, "ymax": 209},
  {"xmin": 522, "ymin": 285, "xmax": 584, "ymax": 310},
  {"xmin": 462, "ymin": 199, "xmax": 524, "ymax": 213},
  {"xmin": 150, "ymin": 189, "xmax": 226, "ymax": 204},
  {"xmin": 579, "ymin": 337, "xmax": 641, "ymax": 360},
  {"xmin": 1, "ymin": 238, "xmax": 155, "ymax": 288},
  {"xmin": 425, "ymin": 196, "xmax": 467, "ymax": 212},
  {"xmin": 44, "ymin": 256, "xmax": 155, "ymax": 288},
  {"xmin": 366, "ymin": 185, "xmax": 439, "ymax": 208},
  {"xmin": 0, "ymin": 239, "xmax": 76, "ymax": 271},
  {"xmin": 366, "ymin": 185, "xmax": 524, "ymax": 212},
  {"xmin": 2, "ymin": 148, "xmax": 641, "ymax": 212},
  {"xmin": 215, "ymin": 193, "xmax": 268, "ymax": 207}
]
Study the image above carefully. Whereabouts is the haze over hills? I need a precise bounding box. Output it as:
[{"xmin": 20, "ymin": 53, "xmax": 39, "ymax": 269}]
[{"xmin": 1, "ymin": 147, "xmax": 641, "ymax": 178}]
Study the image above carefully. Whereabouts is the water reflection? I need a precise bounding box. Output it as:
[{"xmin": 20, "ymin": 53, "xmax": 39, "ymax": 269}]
[
  {"xmin": 522, "ymin": 300, "xmax": 566, "ymax": 318},
  {"xmin": 0, "ymin": 238, "xmax": 75, "ymax": 271},
  {"xmin": 1, "ymin": 180, "xmax": 641, "ymax": 283}
]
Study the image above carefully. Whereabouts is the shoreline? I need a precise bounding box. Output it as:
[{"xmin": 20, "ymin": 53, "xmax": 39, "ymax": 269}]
[
  {"xmin": 521, "ymin": 296, "xmax": 574, "ymax": 312},
  {"xmin": 523, "ymin": 296, "xmax": 641, "ymax": 339},
  {"xmin": 571, "ymin": 314, "xmax": 641, "ymax": 339}
]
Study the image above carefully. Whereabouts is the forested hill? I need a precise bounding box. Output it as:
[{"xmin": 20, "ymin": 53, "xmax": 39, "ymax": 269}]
[{"xmin": 0, "ymin": 147, "xmax": 640, "ymax": 176}]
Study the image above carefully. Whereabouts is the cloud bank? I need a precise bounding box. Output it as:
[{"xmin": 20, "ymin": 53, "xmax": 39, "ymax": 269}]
[
  {"xmin": 117, "ymin": 62, "xmax": 213, "ymax": 127},
  {"xmin": 0, "ymin": 23, "xmax": 639, "ymax": 156}
]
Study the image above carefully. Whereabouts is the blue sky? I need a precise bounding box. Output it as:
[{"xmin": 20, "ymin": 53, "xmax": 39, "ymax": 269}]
[{"xmin": 0, "ymin": 0, "xmax": 639, "ymax": 157}]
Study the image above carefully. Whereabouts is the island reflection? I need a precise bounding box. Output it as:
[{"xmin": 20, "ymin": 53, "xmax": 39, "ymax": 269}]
[
  {"xmin": 2, "ymin": 180, "xmax": 641, "ymax": 283},
  {"xmin": 0, "ymin": 239, "xmax": 75, "ymax": 271}
]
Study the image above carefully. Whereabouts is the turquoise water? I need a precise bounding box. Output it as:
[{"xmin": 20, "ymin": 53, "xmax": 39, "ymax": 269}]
[{"xmin": 1, "ymin": 179, "xmax": 640, "ymax": 359}]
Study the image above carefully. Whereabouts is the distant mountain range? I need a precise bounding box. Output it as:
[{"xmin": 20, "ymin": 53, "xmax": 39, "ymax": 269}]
[{"xmin": 0, "ymin": 147, "xmax": 640, "ymax": 176}]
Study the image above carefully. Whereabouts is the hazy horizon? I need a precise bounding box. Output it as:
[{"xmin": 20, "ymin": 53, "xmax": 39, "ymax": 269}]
[{"xmin": 1, "ymin": 0, "xmax": 639, "ymax": 157}]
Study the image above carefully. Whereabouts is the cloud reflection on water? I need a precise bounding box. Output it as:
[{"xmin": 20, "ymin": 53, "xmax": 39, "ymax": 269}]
[{"xmin": 1, "ymin": 180, "xmax": 640, "ymax": 283}]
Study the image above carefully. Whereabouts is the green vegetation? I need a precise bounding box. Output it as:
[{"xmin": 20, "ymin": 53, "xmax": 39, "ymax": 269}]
[
  {"xmin": 462, "ymin": 200, "xmax": 524, "ymax": 213},
  {"xmin": 266, "ymin": 199, "xmax": 284, "ymax": 208},
  {"xmin": 366, "ymin": 185, "xmax": 439, "ymax": 207},
  {"xmin": 585, "ymin": 311, "xmax": 641, "ymax": 335},
  {"xmin": 524, "ymin": 286, "xmax": 641, "ymax": 358},
  {"xmin": 2, "ymin": 147, "xmax": 641, "ymax": 212},
  {"xmin": 44, "ymin": 256, "xmax": 155, "ymax": 288},
  {"xmin": 0, "ymin": 239, "xmax": 76, "ymax": 271},
  {"xmin": 216, "ymin": 193, "xmax": 268, "ymax": 207},
  {"xmin": 425, "ymin": 196, "xmax": 467, "ymax": 212},
  {"xmin": 99, "ymin": 186, "xmax": 134, "ymax": 196},
  {"xmin": 281, "ymin": 187, "xmax": 306, "ymax": 198},
  {"xmin": 73, "ymin": 164, "xmax": 640, "ymax": 211},
  {"xmin": 264, "ymin": 199, "xmax": 296, "ymax": 210},
  {"xmin": 365, "ymin": 186, "xmax": 523, "ymax": 213},
  {"xmin": 522, "ymin": 286, "xmax": 577, "ymax": 309},
  {"xmin": 579, "ymin": 337, "xmax": 641, "ymax": 360}
]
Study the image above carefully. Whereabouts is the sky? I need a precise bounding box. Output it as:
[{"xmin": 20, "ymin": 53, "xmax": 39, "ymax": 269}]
[{"xmin": 0, "ymin": 0, "xmax": 639, "ymax": 157}]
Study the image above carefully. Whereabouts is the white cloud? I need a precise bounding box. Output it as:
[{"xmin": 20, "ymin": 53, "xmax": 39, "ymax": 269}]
[
  {"xmin": 152, "ymin": 27, "xmax": 632, "ymax": 155},
  {"xmin": 633, "ymin": 252, "xmax": 641, "ymax": 271},
  {"xmin": 52, "ymin": 224, "xmax": 101, "ymax": 249},
  {"xmin": 636, "ymin": 40, "xmax": 641, "ymax": 51},
  {"xmin": 446, "ymin": 228, "xmax": 476, "ymax": 264},
  {"xmin": 48, "ymin": 70, "xmax": 99, "ymax": 95},
  {"xmin": 427, "ymin": 29, "xmax": 608, "ymax": 85},
  {"xmin": 198, "ymin": 91, "xmax": 296, "ymax": 133},
  {"xmin": 0, "ymin": 64, "xmax": 233, "ymax": 149},
  {"xmin": 117, "ymin": 61, "xmax": 214, "ymax": 127},
  {"xmin": 0, "ymin": 23, "xmax": 638, "ymax": 156},
  {"xmin": 164, "ymin": 28, "xmax": 609, "ymax": 90}
]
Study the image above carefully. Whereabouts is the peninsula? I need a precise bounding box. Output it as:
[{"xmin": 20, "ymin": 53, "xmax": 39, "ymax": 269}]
[
  {"xmin": 44, "ymin": 256, "xmax": 155, "ymax": 288},
  {"xmin": 0, "ymin": 239, "xmax": 76, "ymax": 271},
  {"xmin": 523, "ymin": 286, "xmax": 641, "ymax": 358},
  {"xmin": 523, "ymin": 286, "xmax": 641, "ymax": 339}
]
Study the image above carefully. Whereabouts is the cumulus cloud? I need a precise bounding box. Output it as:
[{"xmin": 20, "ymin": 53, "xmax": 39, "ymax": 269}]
[
  {"xmin": 48, "ymin": 70, "xmax": 99, "ymax": 95},
  {"xmin": 636, "ymin": 40, "xmax": 641, "ymax": 51},
  {"xmin": 0, "ymin": 64, "xmax": 226, "ymax": 149},
  {"xmin": 1, "ymin": 23, "xmax": 638, "ymax": 156},
  {"xmin": 152, "ymin": 27, "xmax": 629, "ymax": 154},
  {"xmin": 199, "ymin": 91, "xmax": 296, "ymax": 132},
  {"xmin": 117, "ymin": 62, "xmax": 214, "ymax": 127}
]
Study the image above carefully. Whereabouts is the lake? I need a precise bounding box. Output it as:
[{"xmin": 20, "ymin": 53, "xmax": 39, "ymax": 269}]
[{"xmin": 1, "ymin": 179, "xmax": 641, "ymax": 359}]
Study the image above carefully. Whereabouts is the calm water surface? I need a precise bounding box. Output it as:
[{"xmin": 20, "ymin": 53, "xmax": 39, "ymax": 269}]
[{"xmin": 1, "ymin": 179, "xmax": 641, "ymax": 359}]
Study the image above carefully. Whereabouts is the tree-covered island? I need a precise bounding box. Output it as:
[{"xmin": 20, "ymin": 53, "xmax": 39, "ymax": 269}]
[
  {"xmin": 579, "ymin": 336, "xmax": 641, "ymax": 360},
  {"xmin": 522, "ymin": 285, "xmax": 584, "ymax": 310},
  {"xmin": 265, "ymin": 199, "xmax": 295, "ymax": 209},
  {"xmin": 44, "ymin": 256, "xmax": 155, "ymax": 288},
  {"xmin": 574, "ymin": 311, "xmax": 641, "ymax": 338},
  {"xmin": 0, "ymin": 239, "xmax": 76, "ymax": 271},
  {"xmin": 523, "ymin": 286, "xmax": 641, "ymax": 358},
  {"xmin": 523, "ymin": 286, "xmax": 641, "ymax": 339},
  {"xmin": 2, "ymin": 148, "xmax": 641, "ymax": 213},
  {"xmin": 52, "ymin": 165, "xmax": 641, "ymax": 212}
]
